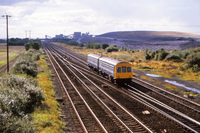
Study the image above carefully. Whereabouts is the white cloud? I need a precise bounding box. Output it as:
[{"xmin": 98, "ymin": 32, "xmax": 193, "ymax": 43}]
[{"xmin": 0, "ymin": 0, "xmax": 200, "ymax": 38}]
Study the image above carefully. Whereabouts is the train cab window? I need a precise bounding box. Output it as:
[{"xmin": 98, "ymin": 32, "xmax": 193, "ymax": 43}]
[
  {"xmin": 127, "ymin": 67, "xmax": 131, "ymax": 73},
  {"xmin": 122, "ymin": 66, "xmax": 126, "ymax": 73},
  {"xmin": 117, "ymin": 67, "xmax": 121, "ymax": 73}
]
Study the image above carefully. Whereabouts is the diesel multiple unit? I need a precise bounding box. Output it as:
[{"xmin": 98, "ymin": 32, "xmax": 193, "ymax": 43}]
[{"xmin": 88, "ymin": 53, "xmax": 133, "ymax": 83}]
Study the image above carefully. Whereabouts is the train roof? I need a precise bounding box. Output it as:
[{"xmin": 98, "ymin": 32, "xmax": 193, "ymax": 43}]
[
  {"xmin": 99, "ymin": 56, "xmax": 128, "ymax": 66},
  {"xmin": 88, "ymin": 53, "xmax": 102, "ymax": 59},
  {"xmin": 88, "ymin": 53, "xmax": 130, "ymax": 66}
]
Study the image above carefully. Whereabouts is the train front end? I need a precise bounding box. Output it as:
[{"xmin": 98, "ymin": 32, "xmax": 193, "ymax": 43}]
[{"xmin": 114, "ymin": 62, "xmax": 133, "ymax": 83}]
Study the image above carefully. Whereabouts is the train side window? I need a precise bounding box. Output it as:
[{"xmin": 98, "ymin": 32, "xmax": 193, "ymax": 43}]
[
  {"xmin": 127, "ymin": 67, "xmax": 131, "ymax": 72},
  {"xmin": 122, "ymin": 66, "xmax": 126, "ymax": 73},
  {"xmin": 117, "ymin": 67, "xmax": 121, "ymax": 73}
]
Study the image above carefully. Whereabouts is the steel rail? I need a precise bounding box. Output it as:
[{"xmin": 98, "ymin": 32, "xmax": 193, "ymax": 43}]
[
  {"xmin": 60, "ymin": 57, "xmax": 153, "ymax": 133},
  {"xmin": 132, "ymin": 77, "xmax": 200, "ymax": 108},
  {"xmin": 126, "ymin": 84, "xmax": 199, "ymax": 133},
  {"xmin": 50, "ymin": 44, "xmax": 88, "ymax": 65},
  {"xmin": 47, "ymin": 42, "xmax": 199, "ymax": 132},
  {"xmin": 48, "ymin": 44, "xmax": 153, "ymax": 133},
  {"xmin": 43, "ymin": 44, "xmax": 88, "ymax": 133},
  {"xmin": 47, "ymin": 44, "xmax": 135, "ymax": 132},
  {"xmin": 45, "ymin": 44, "xmax": 108, "ymax": 132}
]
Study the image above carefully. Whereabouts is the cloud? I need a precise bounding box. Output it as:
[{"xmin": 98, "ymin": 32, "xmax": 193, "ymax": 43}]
[
  {"xmin": 0, "ymin": 0, "xmax": 200, "ymax": 38},
  {"xmin": 0, "ymin": 0, "xmax": 48, "ymax": 6}
]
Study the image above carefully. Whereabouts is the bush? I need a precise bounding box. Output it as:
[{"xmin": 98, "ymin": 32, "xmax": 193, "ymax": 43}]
[
  {"xmin": 102, "ymin": 43, "xmax": 109, "ymax": 49},
  {"xmin": 27, "ymin": 49, "xmax": 42, "ymax": 61},
  {"xmin": 158, "ymin": 50, "xmax": 169, "ymax": 60},
  {"xmin": 24, "ymin": 43, "xmax": 30, "ymax": 51},
  {"xmin": 119, "ymin": 46, "xmax": 127, "ymax": 51},
  {"xmin": 186, "ymin": 52, "xmax": 200, "ymax": 68},
  {"xmin": 192, "ymin": 64, "xmax": 199, "ymax": 72},
  {"xmin": 68, "ymin": 41, "xmax": 79, "ymax": 46},
  {"xmin": 178, "ymin": 65, "xmax": 185, "ymax": 71},
  {"xmin": 192, "ymin": 47, "xmax": 200, "ymax": 53},
  {"xmin": 0, "ymin": 74, "xmax": 44, "ymax": 132},
  {"xmin": 12, "ymin": 55, "xmax": 38, "ymax": 77},
  {"xmin": 165, "ymin": 54, "xmax": 182, "ymax": 62},
  {"xmin": 0, "ymin": 75, "xmax": 44, "ymax": 114},
  {"xmin": 145, "ymin": 53, "xmax": 151, "ymax": 60},
  {"xmin": 25, "ymin": 41, "xmax": 41, "ymax": 51},
  {"xmin": 86, "ymin": 41, "xmax": 95, "ymax": 49},
  {"xmin": 12, "ymin": 49, "xmax": 42, "ymax": 77},
  {"xmin": 79, "ymin": 43, "xmax": 84, "ymax": 47},
  {"xmin": 31, "ymin": 41, "xmax": 40, "ymax": 50},
  {"xmin": 93, "ymin": 43, "xmax": 101, "ymax": 49},
  {"xmin": 105, "ymin": 45, "xmax": 118, "ymax": 52}
]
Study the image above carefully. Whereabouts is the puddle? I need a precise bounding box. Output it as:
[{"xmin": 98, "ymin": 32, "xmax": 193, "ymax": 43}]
[
  {"xmin": 146, "ymin": 73, "xmax": 162, "ymax": 78},
  {"xmin": 165, "ymin": 80, "xmax": 200, "ymax": 94}
]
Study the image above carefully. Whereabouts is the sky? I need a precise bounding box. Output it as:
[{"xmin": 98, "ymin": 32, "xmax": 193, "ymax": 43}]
[{"xmin": 0, "ymin": 0, "xmax": 200, "ymax": 38}]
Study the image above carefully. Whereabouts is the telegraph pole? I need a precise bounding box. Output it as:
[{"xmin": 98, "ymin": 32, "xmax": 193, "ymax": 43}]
[{"xmin": 2, "ymin": 15, "xmax": 11, "ymax": 73}]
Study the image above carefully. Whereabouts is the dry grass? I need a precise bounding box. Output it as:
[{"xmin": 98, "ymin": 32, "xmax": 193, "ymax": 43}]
[{"xmin": 0, "ymin": 43, "xmax": 25, "ymax": 67}]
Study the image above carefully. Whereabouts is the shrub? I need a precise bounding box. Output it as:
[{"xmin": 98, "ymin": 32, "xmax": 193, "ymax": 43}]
[
  {"xmin": 12, "ymin": 49, "xmax": 42, "ymax": 77},
  {"xmin": 128, "ymin": 49, "xmax": 135, "ymax": 53},
  {"xmin": 0, "ymin": 74, "xmax": 44, "ymax": 132},
  {"xmin": 27, "ymin": 49, "xmax": 42, "ymax": 61},
  {"xmin": 93, "ymin": 43, "xmax": 101, "ymax": 49},
  {"xmin": 68, "ymin": 41, "xmax": 79, "ymax": 46},
  {"xmin": 178, "ymin": 65, "xmax": 185, "ymax": 71},
  {"xmin": 0, "ymin": 75, "xmax": 44, "ymax": 113},
  {"xmin": 186, "ymin": 52, "xmax": 200, "ymax": 68},
  {"xmin": 102, "ymin": 43, "xmax": 109, "ymax": 49},
  {"xmin": 119, "ymin": 46, "xmax": 127, "ymax": 51},
  {"xmin": 105, "ymin": 45, "xmax": 118, "ymax": 52},
  {"xmin": 145, "ymin": 53, "xmax": 151, "ymax": 60},
  {"xmin": 25, "ymin": 41, "xmax": 41, "ymax": 51},
  {"xmin": 165, "ymin": 54, "xmax": 182, "ymax": 62},
  {"xmin": 12, "ymin": 55, "xmax": 38, "ymax": 77},
  {"xmin": 192, "ymin": 64, "xmax": 199, "ymax": 72},
  {"xmin": 192, "ymin": 47, "xmax": 200, "ymax": 53},
  {"xmin": 86, "ymin": 41, "xmax": 95, "ymax": 49},
  {"xmin": 0, "ymin": 114, "xmax": 35, "ymax": 133},
  {"xmin": 79, "ymin": 43, "xmax": 84, "ymax": 47},
  {"xmin": 31, "ymin": 41, "xmax": 40, "ymax": 50},
  {"xmin": 158, "ymin": 50, "xmax": 169, "ymax": 60},
  {"xmin": 24, "ymin": 43, "xmax": 30, "ymax": 51}
]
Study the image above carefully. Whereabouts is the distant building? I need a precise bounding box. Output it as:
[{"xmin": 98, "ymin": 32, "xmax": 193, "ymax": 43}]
[
  {"xmin": 82, "ymin": 32, "xmax": 92, "ymax": 38},
  {"xmin": 55, "ymin": 34, "xmax": 64, "ymax": 39},
  {"xmin": 73, "ymin": 32, "xmax": 81, "ymax": 39}
]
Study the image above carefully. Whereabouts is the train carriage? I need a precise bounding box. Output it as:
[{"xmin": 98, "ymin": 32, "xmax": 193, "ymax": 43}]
[
  {"xmin": 99, "ymin": 56, "xmax": 132, "ymax": 83},
  {"xmin": 88, "ymin": 53, "xmax": 133, "ymax": 84},
  {"xmin": 88, "ymin": 53, "xmax": 101, "ymax": 71}
]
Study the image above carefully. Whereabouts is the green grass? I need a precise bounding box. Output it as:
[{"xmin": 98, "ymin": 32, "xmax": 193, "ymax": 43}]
[{"xmin": 0, "ymin": 53, "xmax": 19, "ymax": 67}]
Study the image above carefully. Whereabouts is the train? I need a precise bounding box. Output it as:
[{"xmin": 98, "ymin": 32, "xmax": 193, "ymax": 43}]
[{"xmin": 88, "ymin": 53, "xmax": 133, "ymax": 84}]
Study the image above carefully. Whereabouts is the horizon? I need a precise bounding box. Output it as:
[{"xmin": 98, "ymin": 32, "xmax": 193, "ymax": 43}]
[{"xmin": 1, "ymin": 30, "xmax": 200, "ymax": 39}]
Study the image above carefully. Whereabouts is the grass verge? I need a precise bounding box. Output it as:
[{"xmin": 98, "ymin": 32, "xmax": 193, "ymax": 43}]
[{"xmin": 32, "ymin": 54, "xmax": 65, "ymax": 132}]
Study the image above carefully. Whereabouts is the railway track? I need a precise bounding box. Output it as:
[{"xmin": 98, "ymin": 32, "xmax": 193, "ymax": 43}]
[
  {"xmin": 42, "ymin": 41, "xmax": 200, "ymax": 132},
  {"xmin": 42, "ymin": 42, "xmax": 153, "ymax": 132},
  {"xmin": 129, "ymin": 77, "xmax": 200, "ymax": 130}
]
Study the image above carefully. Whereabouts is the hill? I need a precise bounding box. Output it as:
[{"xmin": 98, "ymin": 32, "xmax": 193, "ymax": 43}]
[{"xmin": 80, "ymin": 31, "xmax": 200, "ymax": 50}]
